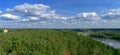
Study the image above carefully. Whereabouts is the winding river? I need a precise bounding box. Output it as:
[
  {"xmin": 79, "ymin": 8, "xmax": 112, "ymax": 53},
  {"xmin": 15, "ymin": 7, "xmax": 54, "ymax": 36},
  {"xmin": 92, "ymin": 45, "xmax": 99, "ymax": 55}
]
[
  {"xmin": 80, "ymin": 32, "xmax": 120, "ymax": 49},
  {"xmin": 95, "ymin": 38, "xmax": 120, "ymax": 49}
]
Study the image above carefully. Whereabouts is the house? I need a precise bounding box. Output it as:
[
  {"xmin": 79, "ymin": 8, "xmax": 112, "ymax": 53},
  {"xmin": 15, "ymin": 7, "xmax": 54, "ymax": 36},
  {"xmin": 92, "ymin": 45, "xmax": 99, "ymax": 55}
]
[{"xmin": 3, "ymin": 29, "xmax": 8, "ymax": 33}]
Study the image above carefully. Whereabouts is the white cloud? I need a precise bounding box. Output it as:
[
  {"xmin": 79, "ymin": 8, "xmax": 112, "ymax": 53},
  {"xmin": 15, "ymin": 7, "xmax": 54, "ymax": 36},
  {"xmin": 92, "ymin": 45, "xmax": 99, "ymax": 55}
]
[
  {"xmin": 0, "ymin": 10, "xmax": 2, "ymax": 13},
  {"xmin": 103, "ymin": 8, "xmax": 120, "ymax": 19},
  {"xmin": 0, "ymin": 14, "xmax": 21, "ymax": 20},
  {"xmin": 6, "ymin": 3, "xmax": 67, "ymax": 21},
  {"xmin": 74, "ymin": 12, "xmax": 102, "ymax": 21},
  {"xmin": 20, "ymin": 19, "xmax": 30, "ymax": 22},
  {"xmin": 28, "ymin": 16, "xmax": 39, "ymax": 21},
  {"xmin": 78, "ymin": 12, "xmax": 97, "ymax": 17},
  {"xmin": 7, "ymin": 3, "xmax": 50, "ymax": 16},
  {"xmin": 0, "ymin": 3, "xmax": 120, "ymax": 28}
]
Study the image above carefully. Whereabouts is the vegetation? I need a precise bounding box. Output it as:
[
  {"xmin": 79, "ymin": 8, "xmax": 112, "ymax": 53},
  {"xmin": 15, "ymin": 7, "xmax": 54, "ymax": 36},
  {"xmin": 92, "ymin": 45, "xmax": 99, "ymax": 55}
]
[
  {"xmin": 89, "ymin": 30, "xmax": 120, "ymax": 40},
  {"xmin": 0, "ymin": 29, "xmax": 119, "ymax": 55}
]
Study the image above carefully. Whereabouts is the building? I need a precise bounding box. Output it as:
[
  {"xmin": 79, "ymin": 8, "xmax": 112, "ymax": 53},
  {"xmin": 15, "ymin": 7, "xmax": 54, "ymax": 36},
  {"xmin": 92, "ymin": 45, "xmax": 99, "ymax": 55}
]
[{"xmin": 3, "ymin": 29, "xmax": 8, "ymax": 33}]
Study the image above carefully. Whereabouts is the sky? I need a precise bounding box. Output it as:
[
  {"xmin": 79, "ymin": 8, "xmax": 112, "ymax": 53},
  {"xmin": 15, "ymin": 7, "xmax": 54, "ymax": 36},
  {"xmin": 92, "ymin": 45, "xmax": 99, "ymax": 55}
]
[{"xmin": 0, "ymin": 0, "xmax": 120, "ymax": 28}]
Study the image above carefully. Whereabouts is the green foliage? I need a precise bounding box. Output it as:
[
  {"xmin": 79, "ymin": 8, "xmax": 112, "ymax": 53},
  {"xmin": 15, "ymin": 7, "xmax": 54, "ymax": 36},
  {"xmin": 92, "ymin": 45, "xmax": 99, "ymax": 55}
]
[
  {"xmin": 0, "ymin": 29, "xmax": 119, "ymax": 55},
  {"xmin": 89, "ymin": 30, "xmax": 120, "ymax": 40}
]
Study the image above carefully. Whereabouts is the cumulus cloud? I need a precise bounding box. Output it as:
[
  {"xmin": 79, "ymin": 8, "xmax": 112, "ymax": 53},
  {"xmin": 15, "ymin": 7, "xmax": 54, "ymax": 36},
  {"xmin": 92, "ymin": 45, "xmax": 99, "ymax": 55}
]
[
  {"xmin": 6, "ymin": 3, "xmax": 67, "ymax": 21},
  {"xmin": 0, "ymin": 3, "xmax": 120, "ymax": 28},
  {"xmin": 0, "ymin": 13, "xmax": 21, "ymax": 20},
  {"xmin": 102, "ymin": 8, "xmax": 120, "ymax": 19},
  {"xmin": 4, "ymin": 3, "xmax": 103, "ymax": 22},
  {"xmin": 28, "ymin": 16, "xmax": 39, "ymax": 21},
  {"xmin": 73, "ymin": 12, "xmax": 102, "ymax": 21},
  {"xmin": 7, "ymin": 3, "xmax": 50, "ymax": 16},
  {"xmin": 20, "ymin": 19, "xmax": 30, "ymax": 22}
]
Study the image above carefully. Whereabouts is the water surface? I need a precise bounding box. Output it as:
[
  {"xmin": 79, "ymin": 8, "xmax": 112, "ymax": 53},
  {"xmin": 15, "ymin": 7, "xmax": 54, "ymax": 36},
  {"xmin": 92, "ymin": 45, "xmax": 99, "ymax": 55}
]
[{"xmin": 95, "ymin": 38, "xmax": 120, "ymax": 49}]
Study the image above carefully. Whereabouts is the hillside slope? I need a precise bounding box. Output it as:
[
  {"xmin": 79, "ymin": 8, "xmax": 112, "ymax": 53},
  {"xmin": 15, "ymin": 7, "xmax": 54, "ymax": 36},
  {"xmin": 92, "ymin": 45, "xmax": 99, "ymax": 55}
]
[{"xmin": 0, "ymin": 29, "xmax": 119, "ymax": 55}]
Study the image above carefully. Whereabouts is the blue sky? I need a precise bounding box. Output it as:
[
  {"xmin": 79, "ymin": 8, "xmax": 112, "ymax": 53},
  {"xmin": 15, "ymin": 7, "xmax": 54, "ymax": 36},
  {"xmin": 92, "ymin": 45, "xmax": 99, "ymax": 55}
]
[
  {"xmin": 0, "ymin": 0, "xmax": 120, "ymax": 28},
  {"xmin": 1, "ymin": 0, "xmax": 120, "ymax": 15}
]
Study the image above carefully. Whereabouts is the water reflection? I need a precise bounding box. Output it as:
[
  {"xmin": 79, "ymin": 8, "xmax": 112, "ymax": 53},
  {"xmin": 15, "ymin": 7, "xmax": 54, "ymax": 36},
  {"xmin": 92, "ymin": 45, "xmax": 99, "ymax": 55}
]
[{"xmin": 95, "ymin": 38, "xmax": 120, "ymax": 49}]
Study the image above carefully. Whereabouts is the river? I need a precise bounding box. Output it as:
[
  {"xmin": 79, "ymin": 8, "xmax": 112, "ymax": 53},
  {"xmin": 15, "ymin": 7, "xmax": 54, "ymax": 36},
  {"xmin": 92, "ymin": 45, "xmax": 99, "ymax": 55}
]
[
  {"xmin": 95, "ymin": 38, "xmax": 120, "ymax": 49},
  {"xmin": 79, "ymin": 32, "xmax": 120, "ymax": 49}
]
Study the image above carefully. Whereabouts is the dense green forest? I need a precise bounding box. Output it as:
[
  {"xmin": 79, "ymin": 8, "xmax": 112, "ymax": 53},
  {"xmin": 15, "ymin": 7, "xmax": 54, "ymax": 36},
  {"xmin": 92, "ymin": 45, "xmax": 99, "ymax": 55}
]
[
  {"xmin": 0, "ymin": 29, "xmax": 119, "ymax": 55},
  {"xmin": 89, "ymin": 30, "xmax": 120, "ymax": 40}
]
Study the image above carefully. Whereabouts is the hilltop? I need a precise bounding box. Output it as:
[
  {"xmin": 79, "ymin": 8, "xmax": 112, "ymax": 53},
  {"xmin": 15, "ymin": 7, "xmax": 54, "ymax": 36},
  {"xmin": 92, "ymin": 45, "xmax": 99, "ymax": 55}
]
[{"xmin": 0, "ymin": 29, "xmax": 119, "ymax": 55}]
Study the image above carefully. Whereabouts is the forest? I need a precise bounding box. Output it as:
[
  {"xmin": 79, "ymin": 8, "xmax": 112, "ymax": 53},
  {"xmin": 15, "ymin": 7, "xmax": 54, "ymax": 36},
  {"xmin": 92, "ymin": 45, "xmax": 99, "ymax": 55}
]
[
  {"xmin": 0, "ymin": 29, "xmax": 119, "ymax": 55},
  {"xmin": 89, "ymin": 30, "xmax": 120, "ymax": 40}
]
